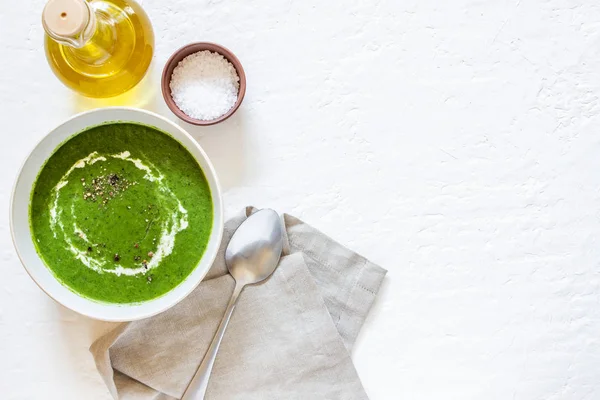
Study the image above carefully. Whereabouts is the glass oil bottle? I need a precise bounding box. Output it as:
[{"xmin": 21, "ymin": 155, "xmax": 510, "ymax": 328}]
[{"xmin": 42, "ymin": 0, "xmax": 154, "ymax": 98}]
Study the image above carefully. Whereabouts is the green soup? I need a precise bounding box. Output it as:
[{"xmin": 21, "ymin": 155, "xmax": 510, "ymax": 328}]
[{"xmin": 29, "ymin": 123, "xmax": 213, "ymax": 303}]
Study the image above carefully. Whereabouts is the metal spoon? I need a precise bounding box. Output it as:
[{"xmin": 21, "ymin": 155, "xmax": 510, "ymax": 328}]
[{"xmin": 181, "ymin": 209, "xmax": 284, "ymax": 400}]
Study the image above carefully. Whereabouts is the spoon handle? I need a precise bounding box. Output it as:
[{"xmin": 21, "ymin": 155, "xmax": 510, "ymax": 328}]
[{"xmin": 181, "ymin": 282, "xmax": 244, "ymax": 400}]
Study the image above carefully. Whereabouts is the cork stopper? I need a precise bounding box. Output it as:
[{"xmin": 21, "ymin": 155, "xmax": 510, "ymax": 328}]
[{"xmin": 42, "ymin": 0, "xmax": 89, "ymax": 39}]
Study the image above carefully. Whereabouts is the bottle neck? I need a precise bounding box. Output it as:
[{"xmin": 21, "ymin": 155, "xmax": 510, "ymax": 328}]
[{"xmin": 43, "ymin": 0, "xmax": 97, "ymax": 48}]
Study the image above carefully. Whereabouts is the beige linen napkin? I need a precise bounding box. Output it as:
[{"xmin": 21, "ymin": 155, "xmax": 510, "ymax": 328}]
[{"xmin": 91, "ymin": 207, "xmax": 387, "ymax": 399}]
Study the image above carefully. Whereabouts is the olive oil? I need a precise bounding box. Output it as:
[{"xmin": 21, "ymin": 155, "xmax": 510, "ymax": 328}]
[{"xmin": 43, "ymin": 0, "xmax": 154, "ymax": 98}]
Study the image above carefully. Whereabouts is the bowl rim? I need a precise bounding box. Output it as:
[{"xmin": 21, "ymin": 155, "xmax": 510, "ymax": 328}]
[
  {"xmin": 10, "ymin": 107, "xmax": 224, "ymax": 321},
  {"xmin": 161, "ymin": 42, "xmax": 247, "ymax": 126}
]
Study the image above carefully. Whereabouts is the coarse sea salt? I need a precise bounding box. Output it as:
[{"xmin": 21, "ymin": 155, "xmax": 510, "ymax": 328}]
[{"xmin": 170, "ymin": 50, "xmax": 240, "ymax": 121}]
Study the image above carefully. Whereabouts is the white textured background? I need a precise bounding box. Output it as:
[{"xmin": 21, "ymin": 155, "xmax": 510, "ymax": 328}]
[{"xmin": 2, "ymin": 0, "xmax": 600, "ymax": 398}]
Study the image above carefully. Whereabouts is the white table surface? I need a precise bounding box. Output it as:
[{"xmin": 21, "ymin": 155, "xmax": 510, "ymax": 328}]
[{"xmin": 2, "ymin": 0, "xmax": 600, "ymax": 399}]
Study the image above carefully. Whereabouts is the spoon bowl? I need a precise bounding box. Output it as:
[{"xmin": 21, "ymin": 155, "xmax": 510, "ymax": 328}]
[{"xmin": 225, "ymin": 209, "xmax": 284, "ymax": 285}]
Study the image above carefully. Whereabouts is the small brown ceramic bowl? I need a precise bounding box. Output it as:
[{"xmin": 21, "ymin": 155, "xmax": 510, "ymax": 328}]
[{"xmin": 161, "ymin": 42, "xmax": 246, "ymax": 126}]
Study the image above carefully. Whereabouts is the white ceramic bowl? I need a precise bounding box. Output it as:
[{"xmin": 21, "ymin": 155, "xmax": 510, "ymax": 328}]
[{"xmin": 10, "ymin": 107, "xmax": 223, "ymax": 321}]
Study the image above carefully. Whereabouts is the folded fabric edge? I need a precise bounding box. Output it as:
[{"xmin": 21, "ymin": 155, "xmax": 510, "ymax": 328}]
[
  {"xmin": 89, "ymin": 323, "xmax": 130, "ymax": 399},
  {"xmin": 339, "ymin": 259, "xmax": 387, "ymax": 351},
  {"xmin": 90, "ymin": 323, "xmax": 174, "ymax": 399},
  {"xmin": 283, "ymin": 213, "xmax": 388, "ymax": 350}
]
